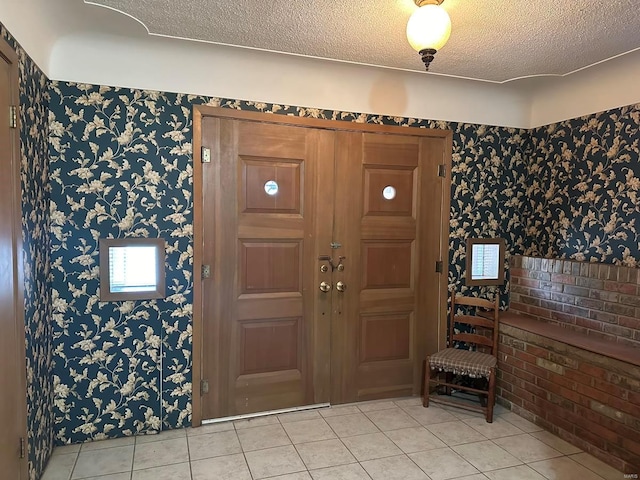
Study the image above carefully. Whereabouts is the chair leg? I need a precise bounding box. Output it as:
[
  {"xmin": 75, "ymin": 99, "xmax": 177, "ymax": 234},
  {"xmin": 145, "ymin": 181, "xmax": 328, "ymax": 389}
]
[
  {"xmin": 445, "ymin": 372, "xmax": 452, "ymax": 396},
  {"xmin": 423, "ymin": 357, "xmax": 431, "ymax": 407},
  {"xmin": 486, "ymin": 367, "xmax": 496, "ymax": 423}
]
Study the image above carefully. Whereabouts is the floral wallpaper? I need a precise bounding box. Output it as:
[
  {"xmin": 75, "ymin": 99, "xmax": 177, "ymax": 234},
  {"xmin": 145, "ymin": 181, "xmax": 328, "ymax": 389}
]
[
  {"xmin": 1, "ymin": 23, "xmax": 54, "ymax": 480},
  {"xmin": 526, "ymin": 104, "xmax": 640, "ymax": 266},
  {"xmin": 46, "ymin": 78, "xmax": 640, "ymax": 446},
  {"xmin": 49, "ymin": 84, "xmax": 530, "ymax": 443},
  {"xmin": 49, "ymin": 85, "xmax": 195, "ymax": 443}
]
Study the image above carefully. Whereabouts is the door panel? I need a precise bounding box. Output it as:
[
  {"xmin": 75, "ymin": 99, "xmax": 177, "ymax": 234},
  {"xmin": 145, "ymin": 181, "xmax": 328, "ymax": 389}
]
[
  {"xmin": 332, "ymin": 131, "xmax": 442, "ymax": 403},
  {"xmin": 202, "ymin": 119, "xmax": 334, "ymax": 418}
]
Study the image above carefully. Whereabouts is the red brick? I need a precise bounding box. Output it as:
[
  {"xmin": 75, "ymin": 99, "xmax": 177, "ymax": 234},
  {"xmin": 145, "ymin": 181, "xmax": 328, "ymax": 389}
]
[
  {"xmin": 501, "ymin": 390, "xmax": 523, "ymax": 407},
  {"xmin": 550, "ymin": 311, "xmax": 576, "ymax": 323},
  {"xmin": 589, "ymin": 310, "xmax": 618, "ymax": 324},
  {"xmin": 574, "ymin": 426, "xmax": 607, "ymax": 450},
  {"xmin": 499, "ymin": 371, "xmax": 524, "ymax": 389},
  {"xmin": 578, "ymin": 363, "xmax": 608, "ymax": 380},
  {"xmin": 618, "ymin": 336, "xmax": 640, "ymax": 348},
  {"xmin": 608, "ymin": 396, "xmax": 640, "ymax": 418},
  {"xmin": 519, "ymin": 278, "xmax": 542, "ymax": 288},
  {"xmin": 503, "ymin": 354, "xmax": 525, "ymax": 371},
  {"xmin": 575, "ymin": 316, "xmax": 605, "ymax": 331},
  {"xmin": 552, "ymin": 292, "xmax": 577, "ymax": 304},
  {"xmin": 514, "ymin": 350, "xmax": 537, "ymax": 364},
  {"xmin": 530, "ymin": 289, "xmax": 553, "ymax": 300},
  {"xmin": 618, "ymin": 315, "xmax": 640, "ymax": 330},
  {"xmin": 510, "ymin": 268, "xmax": 526, "ymax": 277},
  {"xmin": 577, "ymin": 415, "xmax": 620, "ymax": 443},
  {"xmin": 604, "ymin": 302, "xmax": 637, "ymax": 317},
  {"xmin": 623, "ymin": 437, "xmax": 640, "ymax": 457},
  {"xmin": 551, "ymin": 273, "xmax": 576, "ymax": 285},
  {"xmin": 577, "ymin": 297, "xmax": 605, "ymax": 310},
  {"xmin": 603, "ymin": 323, "xmax": 634, "ymax": 339},
  {"xmin": 604, "ymin": 281, "xmax": 637, "ymax": 295},
  {"xmin": 523, "ymin": 379, "xmax": 548, "ymax": 399},
  {"xmin": 590, "ymin": 289, "xmax": 620, "ymax": 302},
  {"xmin": 575, "ymin": 382, "xmax": 610, "ymax": 404},
  {"xmin": 509, "ymin": 366, "xmax": 536, "ymax": 384},
  {"xmin": 512, "ymin": 386, "xmax": 536, "ymax": 404},
  {"xmin": 509, "ymin": 302, "xmax": 530, "ymax": 314},
  {"xmin": 548, "ymin": 371, "xmax": 577, "ymax": 390},
  {"xmin": 523, "ymin": 362, "xmax": 551, "ymax": 380},
  {"xmin": 525, "ymin": 345, "xmax": 549, "ymax": 358},
  {"xmin": 592, "ymin": 378, "xmax": 628, "ymax": 400},
  {"xmin": 577, "ymin": 277, "xmax": 605, "ymax": 289},
  {"xmin": 546, "ymin": 410, "xmax": 578, "ymax": 434},
  {"xmin": 563, "ymin": 304, "xmax": 590, "ymax": 317},
  {"xmin": 564, "ymin": 368, "xmax": 593, "ymax": 386},
  {"xmin": 619, "ymin": 294, "xmax": 640, "ymax": 307},
  {"xmin": 564, "ymin": 285, "xmax": 590, "ymax": 297}
]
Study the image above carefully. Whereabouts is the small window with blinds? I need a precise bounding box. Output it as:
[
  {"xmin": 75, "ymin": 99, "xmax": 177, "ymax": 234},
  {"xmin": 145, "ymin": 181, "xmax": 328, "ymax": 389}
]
[
  {"xmin": 465, "ymin": 238, "xmax": 505, "ymax": 286},
  {"xmin": 99, "ymin": 238, "xmax": 166, "ymax": 301}
]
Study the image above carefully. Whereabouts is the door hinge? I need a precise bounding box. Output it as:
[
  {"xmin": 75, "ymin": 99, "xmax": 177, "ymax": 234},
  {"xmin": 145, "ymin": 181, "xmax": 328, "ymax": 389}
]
[
  {"xmin": 19, "ymin": 437, "xmax": 25, "ymax": 459},
  {"xmin": 435, "ymin": 261, "xmax": 444, "ymax": 273},
  {"xmin": 9, "ymin": 105, "xmax": 17, "ymax": 129},
  {"xmin": 201, "ymin": 264, "xmax": 211, "ymax": 279},
  {"xmin": 438, "ymin": 164, "xmax": 446, "ymax": 178},
  {"xmin": 201, "ymin": 146, "xmax": 211, "ymax": 163},
  {"xmin": 200, "ymin": 379, "xmax": 209, "ymax": 395}
]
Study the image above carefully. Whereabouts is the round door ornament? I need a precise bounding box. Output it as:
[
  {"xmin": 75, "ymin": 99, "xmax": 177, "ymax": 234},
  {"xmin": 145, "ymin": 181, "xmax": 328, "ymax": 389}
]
[
  {"xmin": 264, "ymin": 180, "xmax": 279, "ymax": 196},
  {"xmin": 382, "ymin": 185, "xmax": 396, "ymax": 200}
]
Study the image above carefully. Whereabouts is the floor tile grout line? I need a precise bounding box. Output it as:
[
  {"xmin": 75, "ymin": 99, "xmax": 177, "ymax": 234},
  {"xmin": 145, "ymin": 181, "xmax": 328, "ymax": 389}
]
[{"xmin": 184, "ymin": 426, "xmax": 194, "ymax": 480}]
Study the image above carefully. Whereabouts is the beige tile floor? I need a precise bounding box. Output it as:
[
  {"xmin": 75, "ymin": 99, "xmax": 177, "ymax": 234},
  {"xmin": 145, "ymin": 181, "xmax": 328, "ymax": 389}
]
[{"xmin": 42, "ymin": 398, "xmax": 625, "ymax": 480}]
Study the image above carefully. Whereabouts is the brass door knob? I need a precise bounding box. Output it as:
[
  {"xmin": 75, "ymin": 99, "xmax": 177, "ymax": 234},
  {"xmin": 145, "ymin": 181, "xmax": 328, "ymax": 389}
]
[
  {"xmin": 336, "ymin": 281, "xmax": 347, "ymax": 292},
  {"xmin": 319, "ymin": 281, "xmax": 332, "ymax": 293}
]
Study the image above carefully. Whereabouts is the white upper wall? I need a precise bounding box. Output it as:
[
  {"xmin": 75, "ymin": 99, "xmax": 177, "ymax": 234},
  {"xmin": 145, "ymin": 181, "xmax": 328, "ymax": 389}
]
[
  {"xmin": 2, "ymin": 0, "xmax": 639, "ymax": 129},
  {"xmin": 0, "ymin": 0, "xmax": 58, "ymax": 72},
  {"xmin": 49, "ymin": 30, "xmax": 531, "ymax": 128},
  {"xmin": 528, "ymin": 49, "xmax": 640, "ymax": 128}
]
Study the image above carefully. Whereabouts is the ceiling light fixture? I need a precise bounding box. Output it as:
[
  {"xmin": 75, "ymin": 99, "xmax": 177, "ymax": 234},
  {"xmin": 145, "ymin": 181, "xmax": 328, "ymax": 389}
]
[{"xmin": 406, "ymin": 0, "xmax": 451, "ymax": 71}]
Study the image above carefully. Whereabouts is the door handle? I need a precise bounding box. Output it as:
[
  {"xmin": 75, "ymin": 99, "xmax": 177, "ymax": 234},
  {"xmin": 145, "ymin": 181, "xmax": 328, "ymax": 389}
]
[
  {"xmin": 336, "ymin": 281, "xmax": 346, "ymax": 292},
  {"xmin": 319, "ymin": 281, "xmax": 332, "ymax": 293}
]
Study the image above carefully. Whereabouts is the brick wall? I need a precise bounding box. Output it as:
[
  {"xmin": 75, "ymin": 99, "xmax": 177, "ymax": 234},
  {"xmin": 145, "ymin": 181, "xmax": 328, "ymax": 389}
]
[
  {"xmin": 498, "ymin": 323, "xmax": 640, "ymax": 473},
  {"xmin": 509, "ymin": 256, "xmax": 640, "ymax": 348}
]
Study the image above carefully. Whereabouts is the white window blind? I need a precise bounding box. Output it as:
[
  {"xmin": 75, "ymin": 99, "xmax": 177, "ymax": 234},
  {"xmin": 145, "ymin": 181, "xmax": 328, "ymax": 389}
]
[
  {"xmin": 471, "ymin": 243, "xmax": 501, "ymax": 280},
  {"xmin": 108, "ymin": 245, "xmax": 158, "ymax": 293}
]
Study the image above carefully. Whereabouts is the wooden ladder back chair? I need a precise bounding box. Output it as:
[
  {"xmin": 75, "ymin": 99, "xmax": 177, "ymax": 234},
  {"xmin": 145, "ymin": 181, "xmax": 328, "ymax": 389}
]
[{"xmin": 423, "ymin": 291, "xmax": 500, "ymax": 422}]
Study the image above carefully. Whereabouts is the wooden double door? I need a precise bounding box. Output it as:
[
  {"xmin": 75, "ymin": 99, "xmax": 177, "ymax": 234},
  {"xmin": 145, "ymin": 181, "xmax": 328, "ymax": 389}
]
[{"xmin": 195, "ymin": 108, "xmax": 451, "ymax": 421}]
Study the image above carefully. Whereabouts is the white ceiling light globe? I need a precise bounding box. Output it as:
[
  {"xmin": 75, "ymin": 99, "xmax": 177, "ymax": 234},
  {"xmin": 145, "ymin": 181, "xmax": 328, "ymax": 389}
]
[{"xmin": 406, "ymin": 4, "xmax": 452, "ymax": 52}]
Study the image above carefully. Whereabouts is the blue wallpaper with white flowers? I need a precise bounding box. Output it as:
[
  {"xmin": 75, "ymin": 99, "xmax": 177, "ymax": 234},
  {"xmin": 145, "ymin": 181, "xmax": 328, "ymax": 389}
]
[
  {"xmin": 47, "ymin": 88, "xmax": 640, "ymax": 444},
  {"xmin": 49, "ymin": 85, "xmax": 194, "ymax": 442},
  {"xmin": 49, "ymin": 85, "xmax": 531, "ymax": 443},
  {"xmin": 526, "ymin": 105, "xmax": 640, "ymax": 265},
  {"xmin": 1, "ymin": 23, "xmax": 54, "ymax": 480}
]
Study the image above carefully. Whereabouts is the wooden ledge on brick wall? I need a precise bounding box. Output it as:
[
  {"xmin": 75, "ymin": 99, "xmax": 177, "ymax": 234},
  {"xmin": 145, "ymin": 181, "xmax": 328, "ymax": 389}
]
[{"xmin": 500, "ymin": 312, "xmax": 640, "ymax": 368}]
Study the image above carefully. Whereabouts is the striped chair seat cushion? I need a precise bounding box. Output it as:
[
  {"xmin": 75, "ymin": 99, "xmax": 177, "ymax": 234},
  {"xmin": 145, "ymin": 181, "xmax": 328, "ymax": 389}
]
[{"xmin": 429, "ymin": 348, "xmax": 496, "ymax": 379}]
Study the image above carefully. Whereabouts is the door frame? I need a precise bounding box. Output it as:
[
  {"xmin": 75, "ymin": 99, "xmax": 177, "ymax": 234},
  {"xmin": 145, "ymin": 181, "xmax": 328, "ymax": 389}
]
[
  {"xmin": 192, "ymin": 105, "xmax": 452, "ymax": 426},
  {"xmin": 0, "ymin": 36, "xmax": 28, "ymax": 480}
]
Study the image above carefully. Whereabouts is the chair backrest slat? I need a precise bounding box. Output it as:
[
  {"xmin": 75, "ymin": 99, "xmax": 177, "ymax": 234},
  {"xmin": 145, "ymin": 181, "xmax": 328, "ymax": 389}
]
[
  {"xmin": 452, "ymin": 333, "xmax": 494, "ymax": 348},
  {"xmin": 454, "ymin": 314, "xmax": 494, "ymax": 329},
  {"xmin": 454, "ymin": 296, "xmax": 495, "ymax": 309},
  {"xmin": 449, "ymin": 291, "xmax": 500, "ymax": 355}
]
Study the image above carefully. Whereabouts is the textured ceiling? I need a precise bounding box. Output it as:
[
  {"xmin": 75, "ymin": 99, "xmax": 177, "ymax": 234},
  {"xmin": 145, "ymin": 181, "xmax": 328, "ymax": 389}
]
[{"xmin": 85, "ymin": 0, "xmax": 640, "ymax": 83}]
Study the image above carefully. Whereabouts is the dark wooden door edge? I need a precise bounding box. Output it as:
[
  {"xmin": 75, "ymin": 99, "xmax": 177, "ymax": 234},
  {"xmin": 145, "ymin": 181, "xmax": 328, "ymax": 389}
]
[{"xmin": 0, "ymin": 36, "xmax": 28, "ymax": 480}]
